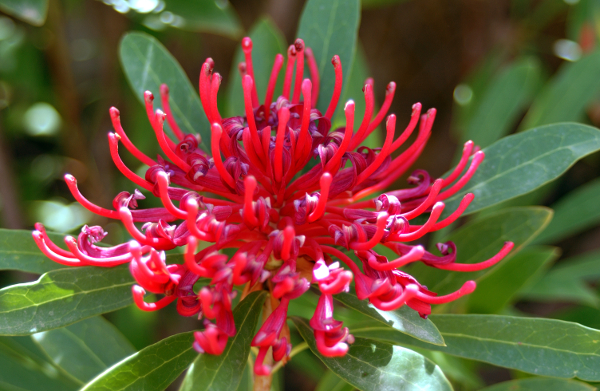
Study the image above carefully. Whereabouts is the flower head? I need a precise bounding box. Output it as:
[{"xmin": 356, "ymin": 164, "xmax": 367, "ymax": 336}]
[{"xmin": 32, "ymin": 37, "xmax": 513, "ymax": 375}]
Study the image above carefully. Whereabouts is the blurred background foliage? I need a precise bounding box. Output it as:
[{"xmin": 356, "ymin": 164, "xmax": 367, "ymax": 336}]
[{"xmin": 3, "ymin": 0, "xmax": 600, "ymax": 390}]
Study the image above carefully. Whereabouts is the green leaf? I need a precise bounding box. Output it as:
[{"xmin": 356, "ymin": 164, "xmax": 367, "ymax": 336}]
[
  {"xmin": 314, "ymin": 371, "xmax": 354, "ymax": 391},
  {"xmin": 142, "ymin": 0, "xmax": 242, "ymax": 38},
  {"xmin": 81, "ymin": 332, "xmax": 196, "ymax": 391},
  {"xmin": 0, "ymin": 336, "xmax": 79, "ymax": 391},
  {"xmin": 466, "ymin": 245, "xmax": 560, "ymax": 314},
  {"xmin": 520, "ymin": 51, "xmax": 600, "ymax": 130},
  {"xmin": 443, "ymin": 123, "xmax": 600, "ymax": 216},
  {"xmin": 0, "ymin": 229, "xmax": 65, "ymax": 274},
  {"xmin": 31, "ymin": 316, "xmax": 136, "ymax": 384},
  {"xmin": 0, "ymin": 0, "xmax": 48, "ymax": 26},
  {"xmin": 520, "ymin": 250, "xmax": 600, "ymax": 306},
  {"xmin": 353, "ymin": 314, "xmax": 600, "ymax": 381},
  {"xmin": 297, "ymin": 0, "xmax": 361, "ymax": 115},
  {"xmin": 119, "ymin": 32, "xmax": 209, "ymax": 149},
  {"xmin": 226, "ymin": 17, "xmax": 287, "ymax": 117},
  {"xmin": 479, "ymin": 377, "xmax": 596, "ymax": 391},
  {"xmin": 0, "ymin": 265, "xmax": 134, "ymax": 336},
  {"xmin": 334, "ymin": 291, "xmax": 444, "ymax": 345},
  {"xmin": 534, "ymin": 178, "xmax": 600, "ymax": 243},
  {"xmin": 460, "ymin": 57, "xmax": 541, "ymax": 149},
  {"xmin": 292, "ymin": 316, "xmax": 452, "ymax": 391},
  {"xmin": 410, "ymin": 207, "xmax": 552, "ymax": 294},
  {"xmin": 179, "ymin": 291, "xmax": 267, "ymax": 391}
]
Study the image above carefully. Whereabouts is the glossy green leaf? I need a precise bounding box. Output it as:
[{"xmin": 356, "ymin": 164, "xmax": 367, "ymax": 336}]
[
  {"xmin": 466, "ymin": 245, "xmax": 560, "ymax": 314},
  {"xmin": 460, "ymin": 57, "xmax": 541, "ymax": 149},
  {"xmin": 534, "ymin": 178, "xmax": 600, "ymax": 243},
  {"xmin": 0, "ymin": 229, "xmax": 64, "ymax": 274},
  {"xmin": 521, "ymin": 51, "xmax": 600, "ymax": 129},
  {"xmin": 226, "ymin": 18, "xmax": 287, "ymax": 117},
  {"xmin": 141, "ymin": 0, "xmax": 242, "ymax": 38},
  {"xmin": 443, "ymin": 123, "xmax": 600, "ymax": 216},
  {"xmin": 0, "ymin": 336, "xmax": 79, "ymax": 391},
  {"xmin": 314, "ymin": 371, "xmax": 354, "ymax": 391},
  {"xmin": 353, "ymin": 314, "xmax": 600, "ymax": 381},
  {"xmin": 334, "ymin": 291, "xmax": 444, "ymax": 345},
  {"xmin": 0, "ymin": 265, "xmax": 134, "ymax": 335},
  {"xmin": 179, "ymin": 291, "xmax": 267, "ymax": 391},
  {"xmin": 412, "ymin": 348, "xmax": 483, "ymax": 389},
  {"xmin": 479, "ymin": 377, "xmax": 596, "ymax": 391},
  {"xmin": 520, "ymin": 250, "xmax": 600, "ymax": 306},
  {"xmin": 297, "ymin": 0, "xmax": 360, "ymax": 115},
  {"xmin": 292, "ymin": 316, "xmax": 452, "ymax": 391},
  {"xmin": 0, "ymin": 0, "xmax": 48, "ymax": 26},
  {"xmin": 119, "ymin": 32, "xmax": 209, "ymax": 149},
  {"xmin": 32, "ymin": 316, "xmax": 136, "ymax": 384},
  {"xmin": 81, "ymin": 332, "xmax": 196, "ymax": 391},
  {"xmin": 410, "ymin": 207, "xmax": 552, "ymax": 294}
]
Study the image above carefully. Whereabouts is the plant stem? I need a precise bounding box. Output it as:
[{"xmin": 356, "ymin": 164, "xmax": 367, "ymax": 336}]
[{"xmin": 253, "ymin": 296, "xmax": 274, "ymax": 391}]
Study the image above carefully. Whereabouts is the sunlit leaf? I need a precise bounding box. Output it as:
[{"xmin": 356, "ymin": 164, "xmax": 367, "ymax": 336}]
[
  {"xmin": 353, "ymin": 314, "xmax": 600, "ymax": 381},
  {"xmin": 0, "ymin": 265, "xmax": 134, "ymax": 335},
  {"xmin": 292, "ymin": 316, "xmax": 453, "ymax": 391}
]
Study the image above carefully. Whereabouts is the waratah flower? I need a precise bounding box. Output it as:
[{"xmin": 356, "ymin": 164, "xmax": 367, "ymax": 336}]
[{"xmin": 32, "ymin": 37, "xmax": 514, "ymax": 375}]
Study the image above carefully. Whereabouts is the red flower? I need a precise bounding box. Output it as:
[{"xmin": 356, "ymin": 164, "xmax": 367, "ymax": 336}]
[{"xmin": 32, "ymin": 37, "xmax": 513, "ymax": 375}]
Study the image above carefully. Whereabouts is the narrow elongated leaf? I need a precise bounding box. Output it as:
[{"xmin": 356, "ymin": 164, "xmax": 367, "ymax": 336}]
[
  {"xmin": 296, "ymin": 0, "xmax": 360, "ymax": 115},
  {"xmin": 410, "ymin": 207, "xmax": 552, "ymax": 294},
  {"xmin": 0, "ymin": 0, "xmax": 48, "ymax": 25},
  {"xmin": 0, "ymin": 229, "xmax": 64, "ymax": 273},
  {"xmin": 0, "ymin": 265, "xmax": 134, "ymax": 335},
  {"xmin": 32, "ymin": 316, "xmax": 136, "ymax": 383},
  {"xmin": 535, "ymin": 178, "xmax": 600, "ymax": 243},
  {"xmin": 144, "ymin": 0, "xmax": 242, "ymax": 38},
  {"xmin": 353, "ymin": 314, "xmax": 600, "ymax": 381},
  {"xmin": 81, "ymin": 332, "xmax": 196, "ymax": 391},
  {"xmin": 119, "ymin": 32, "xmax": 209, "ymax": 148},
  {"xmin": 466, "ymin": 245, "xmax": 560, "ymax": 314},
  {"xmin": 0, "ymin": 336, "xmax": 79, "ymax": 391},
  {"xmin": 179, "ymin": 291, "xmax": 267, "ymax": 391},
  {"xmin": 520, "ymin": 51, "xmax": 600, "ymax": 129},
  {"xmin": 461, "ymin": 57, "xmax": 541, "ymax": 148},
  {"xmin": 443, "ymin": 123, "xmax": 600, "ymax": 216},
  {"xmin": 520, "ymin": 250, "xmax": 600, "ymax": 306},
  {"xmin": 292, "ymin": 316, "xmax": 452, "ymax": 391},
  {"xmin": 226, "ymin": 18, "xmax": 287, "ymax": 117},
  {"xmin": 479, "ymin": 377, "xmax": 596, "ymax": 391},
  {"xmin": 334, "ymin": 291, "xmax": 444, "ymax": 345}
]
